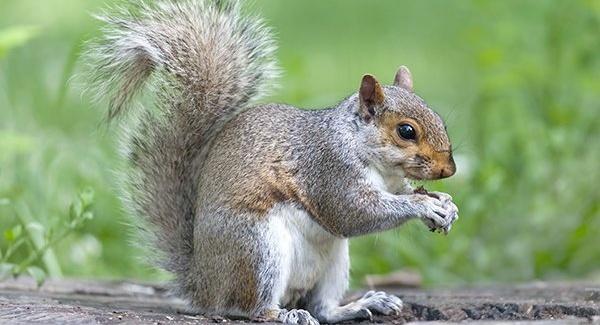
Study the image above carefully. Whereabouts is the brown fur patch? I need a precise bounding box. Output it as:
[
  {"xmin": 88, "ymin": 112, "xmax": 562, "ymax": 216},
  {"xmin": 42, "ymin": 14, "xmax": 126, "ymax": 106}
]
[
  {"xmin": 254, "ymin": 308, "xmax": 281, "ymax": 322},
  {"xmin": 229, "ymin": 159, "xmax": 320, "ymax": 222},
  {"xmin": 373, "ymin": 80, "xmax": 385, "ymax": 105},
  {"xmin": 266, "ymin": 163, "xmax": 322, "ymax": 224}
]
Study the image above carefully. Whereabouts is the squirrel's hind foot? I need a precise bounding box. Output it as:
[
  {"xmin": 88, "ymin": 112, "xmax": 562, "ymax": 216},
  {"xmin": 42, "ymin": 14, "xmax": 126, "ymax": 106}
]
[
  {"xmin": 255, "ymin": 308, "xmax": 319, "ymax": 325},
  {"xmin": 313, "ymin": 291, "xmax": 402, "ymax": 323},
  {"xmin": 280, "ymin": 309, "xmax": 319, "ymax": 325},
  {"xmin": 357, "ymin": 290, "xmax": 403, "ymax": 316}
]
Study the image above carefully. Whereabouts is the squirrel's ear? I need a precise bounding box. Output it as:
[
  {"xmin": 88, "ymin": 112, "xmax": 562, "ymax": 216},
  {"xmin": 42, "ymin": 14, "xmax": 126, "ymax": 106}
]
[
  {"xmin": 359, "ymin": 74, "xmax": 385, "ymax": 120},
  {"xmin": 394, "ymin": 65, "xmax": 414, "ymax": 92}
]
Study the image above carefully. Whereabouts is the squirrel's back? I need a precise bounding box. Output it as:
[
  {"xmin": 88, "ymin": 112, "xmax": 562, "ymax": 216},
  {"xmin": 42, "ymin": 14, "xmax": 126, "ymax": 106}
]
[
  {"xmin": 83, "ymin": 0, "xmax": 278, "ymax": 297},
  {"xmin": 198, "ymin": 104, "xmax": 316, "ymax": 215}
]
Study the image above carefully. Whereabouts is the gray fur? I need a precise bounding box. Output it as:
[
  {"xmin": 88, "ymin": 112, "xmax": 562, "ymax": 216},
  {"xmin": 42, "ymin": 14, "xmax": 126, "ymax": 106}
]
[{"xmin": 84, "ymin": 0, "xmax": 458, "ymax": 323}]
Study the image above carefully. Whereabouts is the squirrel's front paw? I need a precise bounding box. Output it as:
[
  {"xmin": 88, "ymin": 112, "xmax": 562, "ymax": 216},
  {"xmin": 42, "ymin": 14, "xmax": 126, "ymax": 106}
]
[
  {"xmin": 430, "ymin": 191, "xmax": 459, "ymax": 232},
  {"xmin": 414, "ymin": 194, "xmax": 458, "ymax": 234}
]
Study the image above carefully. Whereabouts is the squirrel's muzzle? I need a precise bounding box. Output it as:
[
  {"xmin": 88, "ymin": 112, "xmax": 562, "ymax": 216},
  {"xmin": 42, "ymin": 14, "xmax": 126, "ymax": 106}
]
[
  {"xmin": 402, "ymin": 151, "xmax": 456, "ymax": 180},
  {"xmin": 431, "ymin": 151, "xmax": 456, "ymax": 180},
  {"xmin": 437, "ymin": 153, "xmax": 456, "ymax": 179}
]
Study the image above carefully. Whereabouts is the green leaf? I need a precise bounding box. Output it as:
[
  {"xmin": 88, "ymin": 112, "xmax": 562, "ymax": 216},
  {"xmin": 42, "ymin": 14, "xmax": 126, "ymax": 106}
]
[
  {"xmin": 0, "ymin": 263, "xmax": 16, "ymax": 281},
  {"xmin": 26, "ymin": 266, "xmax": 46, "ymax": 287},
  {"xmin": 0, "ymin": 26, "xmax": 39, "ymax": 58},
  {"xmin": 25, "ymin": 222, "xmax": 46, "ymax": 247},
  {"xmin": 0, "ymin": 198, "xmax": 10, "ymax": 206},
  {"xmin": 81, "ymin": 211, "xmax": 94, "ymax": 221},
  {"xmin": 0, "ymin": 131, "xmax": 35, "ymax": 154},
  {"xmin": 26, "ymin": 222, "xmax": 44, "ymax": 234},
  {"xmin": 13, "ymin": 225, "xmax": 22, "ymax": 238},
  {"xmin": 4, "ymin": 228, "xmax": 15, "ymax": 241},
  {"xmin": 45, "ymin": 227, "xmax": 54, "ymax": 243},
  {"xmin": 79, "ymin": 188, "xmax": 95, "ymax": 208},
  {"xmin": 69, "ymin": 200, "xmax": 83, "ymax": 220},
  {"xmin": 4, "ymin": 225, "xmax": 22, "ymax": 242}
]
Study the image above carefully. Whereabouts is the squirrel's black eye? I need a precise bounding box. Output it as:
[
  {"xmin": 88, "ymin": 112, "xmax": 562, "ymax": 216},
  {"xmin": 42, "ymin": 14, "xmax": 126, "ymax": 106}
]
[{"xmin": 397, "ymin": 124, "xmax": 416, "ymax": 140}]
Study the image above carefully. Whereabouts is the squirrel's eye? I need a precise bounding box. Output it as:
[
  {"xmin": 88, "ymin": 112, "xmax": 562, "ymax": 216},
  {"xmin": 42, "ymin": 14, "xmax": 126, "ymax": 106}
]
[{"xmin": 397, "ymin": 124, "xmax": 416, "ymax": 140}]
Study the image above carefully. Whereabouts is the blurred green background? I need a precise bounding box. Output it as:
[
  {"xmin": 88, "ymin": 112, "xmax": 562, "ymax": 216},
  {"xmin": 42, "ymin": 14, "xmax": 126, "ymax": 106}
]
[{"xmin": 1, "ymin": 0, "xmax": 599, "ymax": 286}]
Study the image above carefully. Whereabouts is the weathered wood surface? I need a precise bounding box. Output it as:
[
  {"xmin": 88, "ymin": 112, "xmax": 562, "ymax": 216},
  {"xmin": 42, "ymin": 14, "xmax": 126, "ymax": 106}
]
[{"xmin": 0, "ymin": 278, "xmax": 599, "ymax": 324}]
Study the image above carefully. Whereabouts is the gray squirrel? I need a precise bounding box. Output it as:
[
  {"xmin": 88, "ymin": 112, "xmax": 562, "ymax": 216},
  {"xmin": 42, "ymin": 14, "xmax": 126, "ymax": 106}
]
[{"xmin": 84, "ymin": 0, "xmax": 458, "ymax": 323}]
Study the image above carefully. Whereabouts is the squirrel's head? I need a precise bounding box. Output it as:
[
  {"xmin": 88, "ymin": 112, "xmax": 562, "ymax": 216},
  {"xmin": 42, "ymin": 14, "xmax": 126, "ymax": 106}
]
[{"xmin": 358, "ymin": 66, "xmax": 455, "ymax": 180}]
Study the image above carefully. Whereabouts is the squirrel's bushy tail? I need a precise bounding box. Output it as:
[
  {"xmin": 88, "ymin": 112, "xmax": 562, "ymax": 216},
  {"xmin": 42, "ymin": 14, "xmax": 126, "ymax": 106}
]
[{"xmin": 83, "ymin": 0, "xmax": 277, "ymax": 292}]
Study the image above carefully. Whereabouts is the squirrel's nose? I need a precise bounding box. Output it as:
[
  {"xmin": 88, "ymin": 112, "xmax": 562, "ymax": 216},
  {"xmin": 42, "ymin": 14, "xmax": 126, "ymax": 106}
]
[
  {"xmin": 439, "ymin": 155, "xmax": 456, "ymax": 179},
  {"xmin": 440, "ymin": 167, "xmax": 454, "ymax": 178}
]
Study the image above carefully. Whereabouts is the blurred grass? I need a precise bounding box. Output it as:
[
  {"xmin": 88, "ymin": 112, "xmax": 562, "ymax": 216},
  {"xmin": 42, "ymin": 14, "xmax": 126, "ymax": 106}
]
[{"xmin": 1, "ymin": 0, "xmax": 599, "ymax": 285}]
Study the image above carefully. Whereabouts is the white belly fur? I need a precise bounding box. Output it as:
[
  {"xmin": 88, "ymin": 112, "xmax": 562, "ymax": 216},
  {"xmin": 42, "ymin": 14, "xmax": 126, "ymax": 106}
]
[{"xmin": 267, "ymin": 203, "xmax": 340, "ymax": 307}]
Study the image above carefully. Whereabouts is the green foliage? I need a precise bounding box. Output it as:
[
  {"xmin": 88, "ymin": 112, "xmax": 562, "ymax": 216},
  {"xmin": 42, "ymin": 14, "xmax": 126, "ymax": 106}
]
[
  {"xmin": 351, "ymin": 0, "xmax": 600, "ymax": 285},
  {"xmin": 0, "ymin": 190, "xmax": 94, "ymax": 286},
  {"xmin": 1, "ymin": 0, "xmax": 598, "ymax": 285},
  {"xmin": 0, "ymin": 26, "xmax": 38, "ymax": 58}
]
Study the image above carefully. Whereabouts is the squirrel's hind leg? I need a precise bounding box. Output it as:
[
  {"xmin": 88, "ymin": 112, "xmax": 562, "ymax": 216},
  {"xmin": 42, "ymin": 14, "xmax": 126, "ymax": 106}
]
[
  {"xmin": 189, "ymin": 209, "xmax": 315, "ymax": 323},
  {"xmin": 245, "ymin": 212, "xmax": 319, "ymax": 325},
  {"xmin": 306, "ymin": 239, "xmax": 403, "ymax": 323}
]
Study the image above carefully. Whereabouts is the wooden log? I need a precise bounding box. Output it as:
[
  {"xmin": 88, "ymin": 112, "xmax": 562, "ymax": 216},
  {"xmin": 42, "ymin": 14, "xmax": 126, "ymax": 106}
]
[{"xmin": 0, "ymin": 278, "xmax": 599, "ymax": 324}]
